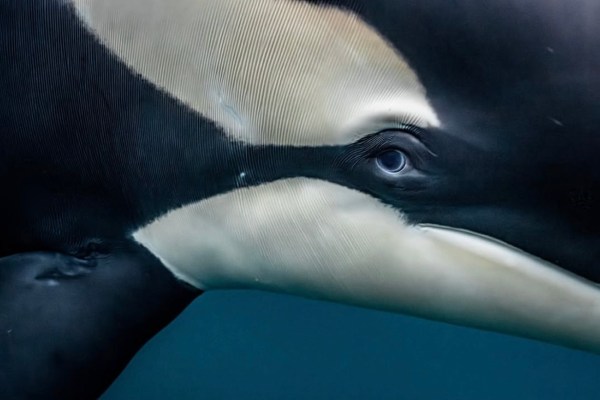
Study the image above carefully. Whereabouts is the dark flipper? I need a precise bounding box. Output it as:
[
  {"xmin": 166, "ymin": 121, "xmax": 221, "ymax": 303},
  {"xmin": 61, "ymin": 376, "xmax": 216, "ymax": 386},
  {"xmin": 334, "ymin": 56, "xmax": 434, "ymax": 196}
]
[{"xmin": 0, "ymin": 241, "xmax": 200, "ymax": 399}]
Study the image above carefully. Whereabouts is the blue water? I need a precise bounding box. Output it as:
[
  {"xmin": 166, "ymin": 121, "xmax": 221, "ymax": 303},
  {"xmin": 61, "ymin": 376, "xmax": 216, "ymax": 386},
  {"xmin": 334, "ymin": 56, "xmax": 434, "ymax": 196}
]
[{"xmin": 103, "ymin": 291, "xmax": 600, "ymax": 399}]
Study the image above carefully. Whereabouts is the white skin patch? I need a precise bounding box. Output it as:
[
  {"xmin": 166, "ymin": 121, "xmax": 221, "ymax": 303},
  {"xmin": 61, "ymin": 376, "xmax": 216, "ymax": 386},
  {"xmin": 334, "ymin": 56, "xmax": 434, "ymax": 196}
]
[
  {"xmin": 72, "ymin": 0, "xmax": 440, "ymax": 146},
  {"xmin": 134, "ymin": 178, "xmax": 600, "ymax": 353}
]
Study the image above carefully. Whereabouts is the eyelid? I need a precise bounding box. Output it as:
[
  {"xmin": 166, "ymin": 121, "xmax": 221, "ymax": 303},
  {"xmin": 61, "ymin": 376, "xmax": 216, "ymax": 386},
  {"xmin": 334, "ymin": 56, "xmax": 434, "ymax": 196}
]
[
  {"xmin": 340, "ymin": 126, "xmax": 435, "ymax": 174},
  {"xmin": 364, "ymin": 128, "xmax": 435, "ymax": 171},
  {"xmin": 362, "ymin": 131, "xmax": 420, "ymax": 155}
]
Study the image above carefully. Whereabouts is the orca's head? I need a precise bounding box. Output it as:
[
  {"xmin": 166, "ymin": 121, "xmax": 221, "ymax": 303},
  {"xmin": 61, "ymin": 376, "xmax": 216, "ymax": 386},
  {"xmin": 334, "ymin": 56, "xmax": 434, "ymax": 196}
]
[{"xmin": 72, "ymin": 0, "xmax": 600, "ymax": 352}]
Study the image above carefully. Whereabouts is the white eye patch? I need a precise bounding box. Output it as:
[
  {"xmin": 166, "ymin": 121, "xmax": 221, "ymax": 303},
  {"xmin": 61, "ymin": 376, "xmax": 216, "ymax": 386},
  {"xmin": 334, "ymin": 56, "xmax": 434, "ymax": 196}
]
[{"xmin": 72, "ymin": 0, "xmax": 440, "ymax": 146}]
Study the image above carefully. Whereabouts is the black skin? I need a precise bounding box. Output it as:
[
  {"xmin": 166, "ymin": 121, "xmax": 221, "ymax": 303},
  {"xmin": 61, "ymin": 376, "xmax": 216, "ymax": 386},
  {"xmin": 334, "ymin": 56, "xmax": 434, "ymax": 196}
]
[
  {"xmin": 0, "ymin": 243, "xmax": 198, "ymax": 399},
  {"xmin": 0, "ymin": 0, "xmax": 599, "ymax": 398}
]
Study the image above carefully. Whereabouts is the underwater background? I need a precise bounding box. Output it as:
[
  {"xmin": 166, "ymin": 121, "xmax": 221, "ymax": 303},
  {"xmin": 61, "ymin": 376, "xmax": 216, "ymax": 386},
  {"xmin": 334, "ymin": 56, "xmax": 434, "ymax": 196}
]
[{"xmin": 102, "ymin": 291, "xmax": 600, "ymax": 399}]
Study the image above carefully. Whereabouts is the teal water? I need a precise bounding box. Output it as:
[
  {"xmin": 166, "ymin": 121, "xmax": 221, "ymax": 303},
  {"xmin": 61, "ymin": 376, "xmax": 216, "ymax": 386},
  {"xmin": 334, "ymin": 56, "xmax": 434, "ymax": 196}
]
[{"xmin": 103, "ymin": 291, "xmax": 600, "ymax": 399}]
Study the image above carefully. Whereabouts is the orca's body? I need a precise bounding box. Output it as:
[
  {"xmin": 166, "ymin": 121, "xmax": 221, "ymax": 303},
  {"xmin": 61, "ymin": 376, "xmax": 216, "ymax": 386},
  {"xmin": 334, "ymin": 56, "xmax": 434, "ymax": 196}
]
[{"xmin": 1, "ymin": 0, "xmax": 599, "ymax": 398}]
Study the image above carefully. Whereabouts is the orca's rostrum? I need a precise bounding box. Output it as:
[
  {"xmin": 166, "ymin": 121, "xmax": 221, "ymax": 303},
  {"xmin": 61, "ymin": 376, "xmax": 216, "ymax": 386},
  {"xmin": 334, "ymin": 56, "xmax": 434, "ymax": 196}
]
[{"xmin": 1, "ymin": 0, "xmax": 599, "ymax": 398}]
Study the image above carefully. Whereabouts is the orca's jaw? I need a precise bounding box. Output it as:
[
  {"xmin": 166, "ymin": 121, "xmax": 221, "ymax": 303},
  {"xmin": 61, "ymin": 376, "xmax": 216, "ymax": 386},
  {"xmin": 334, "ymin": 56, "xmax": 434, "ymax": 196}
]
[
  {"xmin": 72, "ymin": 0, "xmax": 600, "ymax": 354},
  {"xmin": 134, "ymin": 178, "xmax": 600, "ymax": 354}
]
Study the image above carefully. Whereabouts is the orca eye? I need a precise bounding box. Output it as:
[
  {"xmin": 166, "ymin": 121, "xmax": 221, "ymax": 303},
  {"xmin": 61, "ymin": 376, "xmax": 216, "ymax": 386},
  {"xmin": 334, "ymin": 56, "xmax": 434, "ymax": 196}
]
[{"xmin": 375, "ymin": 149, "xmax": 407, "ymax": 174}]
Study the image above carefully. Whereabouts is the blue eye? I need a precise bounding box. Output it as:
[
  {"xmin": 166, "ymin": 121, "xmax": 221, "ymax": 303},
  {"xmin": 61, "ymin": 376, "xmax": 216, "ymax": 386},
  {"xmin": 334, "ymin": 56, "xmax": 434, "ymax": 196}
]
[{"xmin": 375, "ymin": 150, "xmax": 407, "ymax": 174}]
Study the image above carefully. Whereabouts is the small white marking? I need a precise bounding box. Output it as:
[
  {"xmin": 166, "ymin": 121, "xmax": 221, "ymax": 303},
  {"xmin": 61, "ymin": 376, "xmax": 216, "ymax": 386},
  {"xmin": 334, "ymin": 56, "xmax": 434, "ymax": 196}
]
[
  {"xmin": 549, "ymin": 117, "xmax": 565, "ymax": 127},
  {"xmin": 546, "ymin": 47, "xmax": 555, "ymax": 54},
  {"xmin": 239, "ymin": 172, "xmax": 247, "ymax": 179}
]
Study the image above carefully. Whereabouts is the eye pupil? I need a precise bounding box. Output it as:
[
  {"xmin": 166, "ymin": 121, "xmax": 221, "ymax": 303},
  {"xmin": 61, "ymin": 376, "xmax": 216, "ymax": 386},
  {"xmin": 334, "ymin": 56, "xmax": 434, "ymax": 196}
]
[{"xmin": 376, "ymin": 150, "xmax": 407, "ymax": 173}]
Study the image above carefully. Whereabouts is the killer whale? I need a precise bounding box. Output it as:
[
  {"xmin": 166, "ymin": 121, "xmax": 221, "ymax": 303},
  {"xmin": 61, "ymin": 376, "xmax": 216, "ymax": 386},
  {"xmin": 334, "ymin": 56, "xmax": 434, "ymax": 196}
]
[{"xmin": 1, "ymin": 0, "xmax": 599, "ymax": 398}]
